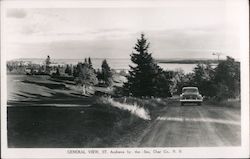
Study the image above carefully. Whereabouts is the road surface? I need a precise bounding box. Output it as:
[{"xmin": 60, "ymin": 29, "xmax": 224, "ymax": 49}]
[{"xmin": 132, "ymin": 104, "xmax": 241, "ymax": 147}]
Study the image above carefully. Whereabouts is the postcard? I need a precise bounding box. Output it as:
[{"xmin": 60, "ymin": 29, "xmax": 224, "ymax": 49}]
[{"xmin": 1, "ymin": 0, "xmax": 249, "ymax": 158}]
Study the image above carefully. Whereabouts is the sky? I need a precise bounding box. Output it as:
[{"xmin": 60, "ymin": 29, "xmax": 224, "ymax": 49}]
[{"xmin": 3, "ymin": 0, "xmax": 246, "ymax": 60}]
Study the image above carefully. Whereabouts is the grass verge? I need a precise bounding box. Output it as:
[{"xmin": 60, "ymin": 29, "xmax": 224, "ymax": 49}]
[{"xmin": 7, "ymin": 96, "xmax": 150, "ymax": 148}]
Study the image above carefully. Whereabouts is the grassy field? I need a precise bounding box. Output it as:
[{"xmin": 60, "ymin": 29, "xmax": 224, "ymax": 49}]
[{"xmin": 7, "ymin": 75, "xmax": 155, "ymax": 148}]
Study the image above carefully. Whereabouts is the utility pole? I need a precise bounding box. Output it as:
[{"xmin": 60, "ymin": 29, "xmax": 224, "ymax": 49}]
[{"xmin": 212, "ymin": 52, "xmax": 223, "ymax": 62}]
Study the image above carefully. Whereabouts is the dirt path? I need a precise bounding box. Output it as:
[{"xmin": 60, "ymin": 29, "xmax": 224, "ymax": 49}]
[{"xmin": 133, "ymin": 104, "xmax": 241, "ymax": 147}]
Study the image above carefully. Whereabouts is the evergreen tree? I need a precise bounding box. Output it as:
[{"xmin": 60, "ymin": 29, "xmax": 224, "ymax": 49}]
[
  {"xmin": 123, "ymin": 34, "xmax": 171, "ymax": 97},
  {"xmin": 73, "ymin": 65, "xmax": 78, "ymax": 77},
  {"xmin": 153, "ymin": 69, "xmax": 172, "ymax": 97},
  {"xmin": 45, "ymin": 55, "xmax": 51, "ymax": 74},
  {"xmin": 88, "ymin": 57, "xmax": 93, "ymax": 68},
  {"xmin": 101, "ymin": 59, "xmax": 113, "ymax": 86},
  {"xmin": 55, "ymin": 67, "xmax": 60, "ymax": 76},
  {"xmin": 96, "ymin": 69, "xmax": 103, "ymax": 80},
  {"xmin": 214, "ymin": 56, "xmax": 240, "ymax": 100},
  {"xmin": 65, "ymin": 64, "xmax": 72, "ymax": 75},
  {"xmin": 192, "ymin": 63, "xmax": 216, "ymax": 97}
]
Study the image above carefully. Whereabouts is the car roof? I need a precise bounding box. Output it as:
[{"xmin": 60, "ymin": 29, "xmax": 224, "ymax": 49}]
[{"xmin": 182, "ymin": 87, "xmax": 198, "ymax": 90}]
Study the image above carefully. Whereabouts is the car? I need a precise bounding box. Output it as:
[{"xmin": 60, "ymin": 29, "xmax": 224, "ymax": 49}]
[{"xmin": 180, "ymin": 87, "xmax": 203, "ymax": 106}]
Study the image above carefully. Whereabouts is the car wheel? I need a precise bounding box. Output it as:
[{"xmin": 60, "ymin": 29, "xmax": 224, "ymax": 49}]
[
  {"xmin": 198, "ymin": 102, "xmax": 202, "ymax": 106},
  {"xmin": 181, "ymin": 102, "xmax": 184, "ymax": 106}
]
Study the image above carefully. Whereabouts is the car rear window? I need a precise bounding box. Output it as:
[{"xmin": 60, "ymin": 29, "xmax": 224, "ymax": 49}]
[{"xmin": 182, "ymin": 88, "xmax": 198, "ymax": 93}]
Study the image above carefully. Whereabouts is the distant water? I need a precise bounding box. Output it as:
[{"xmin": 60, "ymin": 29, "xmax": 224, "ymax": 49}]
[
  {"xmin": 158, "ymin": 63, "xmax": 197, "ymax": 73},
  {"xmin": 11, "ymin": 58, "xmax": 199, "ymax": 73}
]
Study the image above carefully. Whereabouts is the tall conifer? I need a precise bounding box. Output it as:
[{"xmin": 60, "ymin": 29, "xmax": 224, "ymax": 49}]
[{"xmin": 124, "ymin": 34, "xmax": 160, "ymax": 97}]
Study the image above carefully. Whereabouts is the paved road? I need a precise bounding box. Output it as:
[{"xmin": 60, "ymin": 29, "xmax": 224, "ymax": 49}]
[{"xmin": 135, "ymin": 104, "xmax": 241, "ymax": 147}]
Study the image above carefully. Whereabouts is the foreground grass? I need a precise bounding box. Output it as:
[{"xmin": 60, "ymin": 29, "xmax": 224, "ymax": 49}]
[
  {"xmin": 7, "ymin": 75, "xmax": 164, "ymax": 148},
  {"xmin": 8, "ymin": 98, "xmax": 149, "ymax": 148},
  {"xmin": 7, "ymin": 95, "xmax": 171, "ymax": 148}
]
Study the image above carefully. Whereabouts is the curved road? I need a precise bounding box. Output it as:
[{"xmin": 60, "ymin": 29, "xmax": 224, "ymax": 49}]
[{"xmin": 133, "ymin": 104, "xmax": 241, "ymax": 147}]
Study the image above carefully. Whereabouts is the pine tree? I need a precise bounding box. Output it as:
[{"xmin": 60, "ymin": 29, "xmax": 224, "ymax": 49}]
[
  {"xmin": 101, "ymin": 59, "xmax": 113, "ymax": 86},
  {"xmin": 45, "ymin": 55, "xmax": 51, "ymax": 74},
  {"xmin": 88, "ymin": 57, "xmax": 93, "ymax": 68},
  {"xmin": 73, "ymin": 65, "xmax": 79, "ymax": 77},
  {"xmin": 55, "ymin": 67, "xmax": 60, "ymax": 76},
  {"xmin": 65, "ymin": 64, "xmax": 72, "ymax": 75},
  {"xmin": 124, "ymin": 34, "xmax": 162, "ymax": 97}
]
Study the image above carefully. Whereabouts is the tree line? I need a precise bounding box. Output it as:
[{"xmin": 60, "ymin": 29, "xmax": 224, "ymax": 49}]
[{"xmin": 171, "ymin": 56, "xmax": 240, "ymax": 101}]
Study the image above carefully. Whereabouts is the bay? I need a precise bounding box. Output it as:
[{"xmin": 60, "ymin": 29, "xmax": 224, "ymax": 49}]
[{"xmin": 11, "ymin": 58, "xmax": 199, "ymax": 73}]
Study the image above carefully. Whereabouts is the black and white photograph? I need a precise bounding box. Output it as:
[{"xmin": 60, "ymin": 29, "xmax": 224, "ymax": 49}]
[{"xmin": 1, "ymin": 0, "xmax": 249, "ymax": 158}]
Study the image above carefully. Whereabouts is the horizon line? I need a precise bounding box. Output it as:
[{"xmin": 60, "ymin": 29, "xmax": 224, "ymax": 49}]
[{"xmin": 7, "ymin": 57, "xmax": 226, "ymax": 61}]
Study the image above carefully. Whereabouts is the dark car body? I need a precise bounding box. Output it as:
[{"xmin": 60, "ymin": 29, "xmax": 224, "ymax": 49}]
[{"xmin": 180, "ymin": 87, "xmax": 203, "ymax": 106}]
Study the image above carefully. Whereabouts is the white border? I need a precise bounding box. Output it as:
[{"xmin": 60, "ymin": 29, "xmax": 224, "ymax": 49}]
[{"xmin": 1, "ymin": 0, "xmax": 249, "ymax": 158}]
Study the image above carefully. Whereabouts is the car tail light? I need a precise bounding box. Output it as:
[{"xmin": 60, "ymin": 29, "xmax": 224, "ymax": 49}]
[{"xmin": 180, "ymin": 94, "xmax": 183, "ymax": 99}]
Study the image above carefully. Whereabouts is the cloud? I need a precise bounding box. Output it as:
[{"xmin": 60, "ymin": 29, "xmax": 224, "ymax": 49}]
[
  {"xmin": 7, "ymin": 26, "xmax": 240, "ymax": 60},
  {"xmin": 7, "ymin": 9, "xmax": 27, "ymax": 18},
  {"xmin": 4, "ymin": 6, "xmax": 241, "ymax": 60}
]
